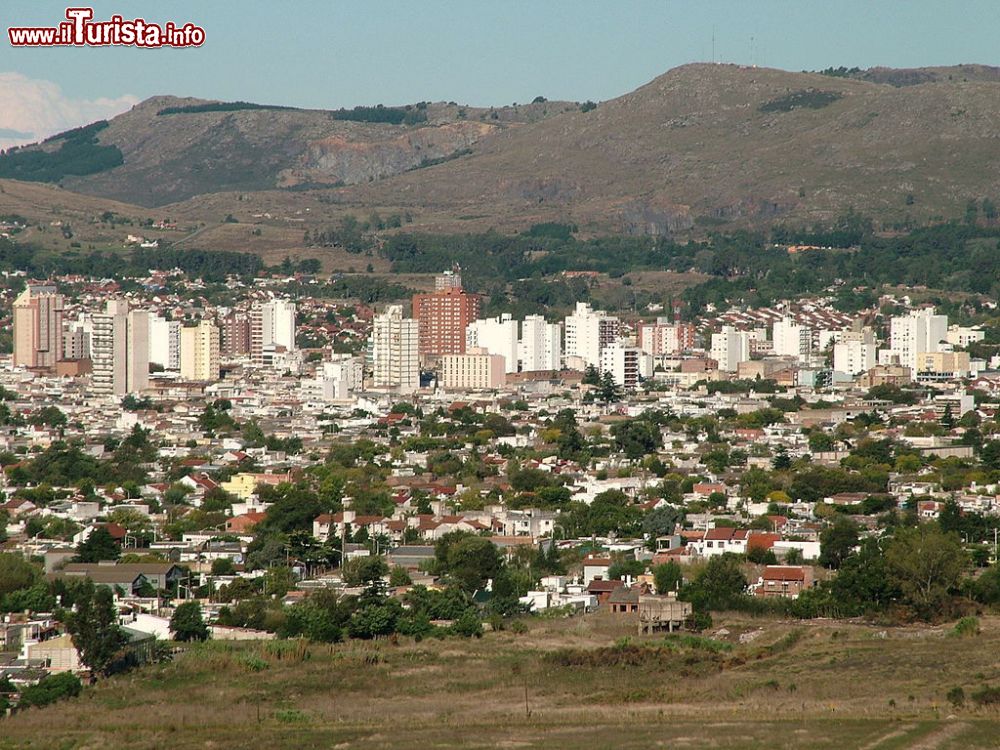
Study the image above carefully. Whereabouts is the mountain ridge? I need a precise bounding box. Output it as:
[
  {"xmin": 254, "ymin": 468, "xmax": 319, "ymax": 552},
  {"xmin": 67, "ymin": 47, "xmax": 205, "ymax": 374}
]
[{"xmin": 2, "ymin": 63, "xmax": 999, "ymax": 236}]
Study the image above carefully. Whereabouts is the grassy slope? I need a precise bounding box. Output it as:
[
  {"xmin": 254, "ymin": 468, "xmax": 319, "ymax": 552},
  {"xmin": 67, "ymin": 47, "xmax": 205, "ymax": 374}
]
[{"xmin": 3, "ymin": 613, "xmax": 1000, "ymax": 749}]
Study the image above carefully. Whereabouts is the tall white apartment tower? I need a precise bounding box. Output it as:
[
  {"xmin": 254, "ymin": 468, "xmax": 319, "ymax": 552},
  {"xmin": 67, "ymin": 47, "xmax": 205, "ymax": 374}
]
[
  {"xmin": 710, "ymin": 326, "xmax": 751, "ymax": 372},
  {"xmin": 91, "ymin": 300, "xmax": 149, "ymax": 397},
  {"xmin": 465, "ymin": 314, "xmax": 519, "ymax": 373},
  {"xmin": 888, "ymin": 308, "xmax": 948, "ymax": 372},
  {"xmin": 148, "ymin": 315, "xmax": 181, "ymax": 370},
  {"xmin": 372, "ymin": 305, "xmax": 419, "ymax": 393},
  {"xmin": 564, "ymin": 302, "xmax": 620, "ymax": 368},
  {"xmin": 833, "ymin": 330, "xmax": 876, "ymax": 376},
  {"xmin": 518, "ymin": 315, "xmax": 562, "ymax": 372},
  {"xmin": 772, "ymin": 317, "xmax": 811, "ymax": 362},
  {"xmin": 251, "ymin": 298, "xmax": 296, "ymax": 363}
]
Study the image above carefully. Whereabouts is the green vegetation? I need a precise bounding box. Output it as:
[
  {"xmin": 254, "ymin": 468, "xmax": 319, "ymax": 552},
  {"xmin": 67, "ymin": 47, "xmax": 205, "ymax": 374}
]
[
  {"xmin": 330, "ymin": 105, "xmax": 426, "ymax": 125},
  {"xmin": 373, "ymin": 220, "xmax": 1000, "ymax": 316},
  {"xmin": 170, "ymin": 602, "xmax": 210, "ymax": 642},
  {"xmin": 0, "ymin": 121, "xmax": 123, "ymax": 182},
  {"xmin": 5, "ymin": 615, "xmax": 1000, "ymax": 748},
  {"xmin": 759, "ymin": 90, "xmax": 843, "ymax": 113},
  {"xmin": 16, "ymin": 673, "xmax": 82, "ymax": 709},
  {"xmin": 0, "ymin": 237, "xmax": 263, "ymax": 281},
  {"xmin": 156, "ymin": 101, "xmax": 299, "ymax": 116}
]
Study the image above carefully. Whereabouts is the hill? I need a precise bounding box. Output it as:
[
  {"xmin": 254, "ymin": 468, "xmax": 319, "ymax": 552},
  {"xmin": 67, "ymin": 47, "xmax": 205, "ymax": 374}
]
[
  {"xmin": 338, "ymin": 63, "xmax": 1000, "ymax": 234},
  {"xmin": 0, "ymin": 96, "xmax": 574, "ymax": 207},
  {"xmin": 2, "ymin": 613, "xmax": 1000, "ymax": 749},
  {"xmin": 4, "ymin": 64, "xmax": 1000, "ymax": 240}
]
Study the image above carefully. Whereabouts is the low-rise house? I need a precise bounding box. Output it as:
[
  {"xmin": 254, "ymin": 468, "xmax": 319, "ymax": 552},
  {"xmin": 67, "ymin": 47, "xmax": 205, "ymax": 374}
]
[
  {"xmin": 61, "ymin": 562, "xmax": 185, "ymax": 592},
  {"xmin": 753, "ymin": 565, "xmax": 814, "ymax": 598},
  {"xmin": 586, "ymin": 578, "xmax": 622, "ymax": 604},
  {"xmin": 582, "ymin": 555, "xmax": 611, "ymax": 586}
]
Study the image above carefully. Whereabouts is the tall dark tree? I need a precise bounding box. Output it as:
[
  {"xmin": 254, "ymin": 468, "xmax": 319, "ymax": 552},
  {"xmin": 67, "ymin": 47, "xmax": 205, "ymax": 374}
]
[
  {"xmin": 66, "ymin": 582, "xmax": 127, "ymax": 675},
  {"xmin": 170, "ymin": 601, "xmax": 209, "ymax": 642},
  {"xmin": 819, "ymin": 517, "xmax": 859, "ymax": 569},
  {"xmin": 75, "ymin": 527, "xmax": 120, "ymax": 563}
]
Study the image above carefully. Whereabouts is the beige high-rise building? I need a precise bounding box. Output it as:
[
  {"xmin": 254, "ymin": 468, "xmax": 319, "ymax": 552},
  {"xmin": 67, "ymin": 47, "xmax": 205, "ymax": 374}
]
[
  {"xmin": 13, "ymin": 284, "xmax": 64, "ymax": 370},
  {"xmin": 91, "ymin": 300, "xmax": 149, "ymax": 397},
  {"xmin": 372, "ymin": 305, "xmax": 419, "ymax": 392},
  {"xmin": 440, "ymin": 347, "xmax": 506, "ymax": 390},
  {"xmin": 180, "ymin": 320, "xmax": 221, "ymax": 381},
  {"xmin": 250, "ymin": 298, "xmax": 296, "ymax": 364}
]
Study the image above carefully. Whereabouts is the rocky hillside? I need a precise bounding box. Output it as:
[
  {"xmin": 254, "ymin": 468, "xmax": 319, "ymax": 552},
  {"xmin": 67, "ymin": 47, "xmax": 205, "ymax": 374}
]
[
  {"xmin": 337, "ymin": 63, "xmax": 1000, "ymax": 234},
  {"xmin": 0, "ymin": 96, "xmax": 574, "ymax": 207},
  {"xmin": 4, "ymin": 64, "xmax": 1000, "ymax": 234}
]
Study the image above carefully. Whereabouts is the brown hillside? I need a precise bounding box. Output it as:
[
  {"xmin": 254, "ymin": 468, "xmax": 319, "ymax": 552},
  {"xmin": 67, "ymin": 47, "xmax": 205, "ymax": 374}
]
[{"xmin": 336, "ymin": 63, "xmax": 1000, "ymax": 233}]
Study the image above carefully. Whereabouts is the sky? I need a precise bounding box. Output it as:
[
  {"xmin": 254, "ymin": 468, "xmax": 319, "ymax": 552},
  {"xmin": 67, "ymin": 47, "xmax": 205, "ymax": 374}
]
[{"xmin": 1, "ymin": 0, "xmax": 999, "ymax": 147}]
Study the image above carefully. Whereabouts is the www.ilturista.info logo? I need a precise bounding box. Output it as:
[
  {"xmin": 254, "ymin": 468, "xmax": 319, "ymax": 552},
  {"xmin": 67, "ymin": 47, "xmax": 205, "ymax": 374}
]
[{"xmin": 8, "ymin": 7, "xmax": 205, "ymax": 48}]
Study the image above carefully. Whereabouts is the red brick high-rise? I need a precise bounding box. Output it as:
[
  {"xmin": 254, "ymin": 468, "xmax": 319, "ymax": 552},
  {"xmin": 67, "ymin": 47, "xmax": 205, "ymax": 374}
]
[{"xmin": 412, "ymin": 275, "xmax": 480, "ymax": 357}]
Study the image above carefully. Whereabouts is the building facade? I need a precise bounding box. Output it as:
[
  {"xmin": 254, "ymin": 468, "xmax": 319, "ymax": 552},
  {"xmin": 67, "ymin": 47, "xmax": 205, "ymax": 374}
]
[
  {"xmin": 440, "ymin": 347, "xmax": 506, "ymax": 390},
  {"xmin": 91, "ymin": 300, "xmax": 149, "ymax": 397},
  {"xmin": 412, "ymin": 285, "xmax": 481, "ymax": 358},
  {"xmin": 13, "ymin": 284, "xmax": 64, "ymax": 370},
  {"xmin": 372, "ymin": 305, "xmax": 419, "ymax": 393},
  {"xmin": 518, "ymin": 315, "xmax": 562, "ymax": 372},
  {"xmin": 465, "ymin": 314, "xmax": 519, "ymax": 373},
  {"xmin": 180, "ymin": 320, "xmax": 221, "ymax": 381}
]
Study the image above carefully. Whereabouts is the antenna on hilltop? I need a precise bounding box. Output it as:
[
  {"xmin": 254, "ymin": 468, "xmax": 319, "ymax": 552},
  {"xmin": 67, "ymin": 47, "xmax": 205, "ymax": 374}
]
[
  {"xmin": 750, "ymin": 35, "xmax": 755, "ymax": 67},
  {"xmin": 712, "ymin": 26, "xmax": 716, "ymax": 63}
]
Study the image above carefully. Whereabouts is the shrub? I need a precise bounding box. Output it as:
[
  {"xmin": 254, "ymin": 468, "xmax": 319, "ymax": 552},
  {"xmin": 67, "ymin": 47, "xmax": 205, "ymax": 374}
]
[
  {"xmin": 952, "ymin": 616, "xmax": 981, "ymax": 638},
  {"xmin": 686, "ymin": 611, "xmax": 713, "ymax": 632},
  {"xmin": 451, "ymin": 609, "xmax": 483, "ymax": 638},
  {"xmin": 17, "ymin": 672, "xmax": 82, "ymax": 708},
  {"xmin": 946, "ymin": 686, "xmax": 965, "ymax": 708},
  {"xmin": 971, "ymin": 685, "xmax": 1000, "ymax": 706},
  {"xmin": 240, "ymin": 654, "xmax": 269, "ymax": 672}
]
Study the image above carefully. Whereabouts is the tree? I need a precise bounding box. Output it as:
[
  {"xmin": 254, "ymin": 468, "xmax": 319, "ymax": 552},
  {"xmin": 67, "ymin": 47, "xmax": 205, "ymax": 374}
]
[
  {"xmin": 170, "ymin": 601, "xmax": 209, "ymax": 641},
  {"xmin": 783, "ymin": 548, "xmax": 804, "ymax": 565},
  {"xmin": 389, "ymin": 566, "xmax": 412, "ymax": 587},
  {"xmin": 653, "ymin": 562, "xmax": 683, "ymax": 594},
  {"xmin": 818, "ymin": 517, "xmax": 859, "ymax": 569},
  {"xmin": 830, "ymin": 539, "xmax": 899, "ymax": 615},
  {"xmin": 808, "ymin": 432, "xmax": 835, "ymax": 453},
  {"xmin": 75, "ymin": 527, "xmax": 120, "ymax": 563},
  {"xmin": 885, "ymin": 525, "xmax": 966, "ymax": 615},
  {"xmin": 597, "ymin": 371, "xmax": 623, "ymax": 404},
  {"xmin": 17, "ymin": 672, "xmax": 82, "ymax": 708},
  {"xmin": 581, "ymin": 365, "xmax": 600, "ymax": 386},
  {"xmin": 434, "ymin": 533, "xmax": 502, "ymax": 593},
  {"xmin": 65, "ymin": 582, "xmax": 128, "ymax": 675},
  {"xmin": 611, "ymin": 418, "xmax": 662, "ymax": 460},
  {"xmin": 0, "ymin": 552, "xmax": 40, "ymax": 597},
  {"xmin": 747, "ymin": 546, "xmax": 778, "ymax": 565},
  {"xmin": 342, "ymin": 555, "xmax": 389, "ymax": 587},
  {"xmin": 642, "ymin": 505, "xmax": 683, "ymax": 538},
  {"xmin": 681, "ymin": 554, "xmax": 747, "ymax": 611},
  {"xmin": 211, "ymin": 557, "xmax": 236, "ymax": 576}
]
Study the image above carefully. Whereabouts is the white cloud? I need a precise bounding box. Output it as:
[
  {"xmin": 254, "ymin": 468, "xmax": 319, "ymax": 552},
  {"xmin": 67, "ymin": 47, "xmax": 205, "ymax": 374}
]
[{"xmin": 0, "ymin": 72, "xmax": 138, "ymax": 150}]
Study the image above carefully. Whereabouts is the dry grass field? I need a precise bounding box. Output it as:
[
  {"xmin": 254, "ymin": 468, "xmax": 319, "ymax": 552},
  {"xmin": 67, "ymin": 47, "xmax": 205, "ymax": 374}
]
[{"xmin": 3, "ymin": 612, "xmax": 1000, "ymax": 749}]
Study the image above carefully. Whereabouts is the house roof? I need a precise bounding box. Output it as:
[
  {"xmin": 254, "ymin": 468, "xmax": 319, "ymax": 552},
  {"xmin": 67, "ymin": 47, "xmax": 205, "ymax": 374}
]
[
  {"xmin": 586, "ymin": 579, "xmax": 624, "ymax": 593},
  {"xmin": 762, "ymin": 566, "xmax": 806, "ymax": 581}
]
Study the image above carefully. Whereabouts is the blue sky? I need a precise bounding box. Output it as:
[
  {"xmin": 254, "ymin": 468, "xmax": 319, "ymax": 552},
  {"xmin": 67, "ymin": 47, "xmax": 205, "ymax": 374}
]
[{"xmin": 1, "ymin": 1, "xmax": 999, "ymax": 145}]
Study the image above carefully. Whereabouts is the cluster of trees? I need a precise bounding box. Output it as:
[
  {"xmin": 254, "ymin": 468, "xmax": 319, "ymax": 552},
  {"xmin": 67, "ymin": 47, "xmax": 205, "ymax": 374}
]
[
  {"xmin": 330, "ymin": 104, "xmax": 427, "ymax": 126},
  {"xmin": 0, "ymin": 121, "xmax": 122, "ymax": 182},
  {"xmin": 0, "ymin": 237, "xmax": 264, "ymax": 282},
  {"xmin": 6, "ymin": 427, "xmax": 157, "ymax": 489},
  {"xmin": 371, "ymin": 220, "xmax": 1000, "ymax": 317},
  {"xmin": 156, "ymin": 101, "xmax": 297, "ymax": 116},
  {"xmin": 221, "ymin": 531, "xmax": 560, "ymax": 642}
]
